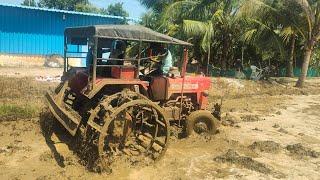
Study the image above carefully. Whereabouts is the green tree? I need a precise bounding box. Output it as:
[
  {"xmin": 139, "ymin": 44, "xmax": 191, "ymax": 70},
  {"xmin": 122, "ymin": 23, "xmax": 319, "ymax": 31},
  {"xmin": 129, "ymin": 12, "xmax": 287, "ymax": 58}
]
[
  {"xmin": 279, "ymin": 1, "xmax": 303, "ymax": 77},
  {"xmin": 21, "ymin": 0, "xmax": 36, "ymax": 7},
  {"xmin": 139, "ymin": 0, "xmax": 176, "ymax": 13},
  {"xmin": 139, "ymin": 0, "xmax": 179, "ymax": 31},
  {"xmin": 75, "ymin": 3, "xmax": 101, "ymax": 14},
  {"xmin": 141, "ymin": 10, "xmax": 160, "ymax": 29},
  {"xmin": 163, "ymin": 0, "xmax": 243, "ymax": 70},
  {"xmin": 38, "ymin": 0, "xmax": 89, "ymax": 11},
  {"xmin": 240, "ymin": 0, "xmax": 291, "ymax": 74},
  {"xmin": 139, "ymin": 0, "xmax": 320, "ymax": 81},
  {"xmin": 292, "ymin": 0, "xmax": 320, "ymax": 87},
  {"xmin": 106, "ymin": 2, "xmax": 129, "ymax": 17},
  {"xmin": 242, "ymin": 0, "xmax": 320, "ymax": 86}
]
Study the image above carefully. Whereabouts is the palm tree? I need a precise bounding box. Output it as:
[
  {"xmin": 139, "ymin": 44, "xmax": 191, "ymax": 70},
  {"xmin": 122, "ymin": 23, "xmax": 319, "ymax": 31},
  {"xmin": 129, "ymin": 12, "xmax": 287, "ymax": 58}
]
[
  {"xmin": 241, "ymin": 0, "xmax": 320, "ymax": 85},
  {"xmin": 292, "ymin": 0, "xmax": 320, "ymax": 87},
  {"xmin": 183, "ymin": 19, "xmax": 214, "ymax": 73},
  {"xmin": 141, "ymin": 11, "xmax": 159, "ymax": 29},
  {"xmin": 139, "ymin": 0, "xmax": 320, "ymax": 83},
  {"xmin": 241, "ymin": 16, "xmax": 287, "ymax": 67},
  {"xmin": 281, "ymin": 28, "xmax": 297, "ymax": 77},
  {"xmin": 163, "ymin": 0, "xmax": 241, "ymax": 70},
  {"xmin": 240, "ymin": 0, "xmax": 301, "ymax": 77},
  {"xmin": 278, "ymin": 1, "xmax": 302, "ymax": 77}
]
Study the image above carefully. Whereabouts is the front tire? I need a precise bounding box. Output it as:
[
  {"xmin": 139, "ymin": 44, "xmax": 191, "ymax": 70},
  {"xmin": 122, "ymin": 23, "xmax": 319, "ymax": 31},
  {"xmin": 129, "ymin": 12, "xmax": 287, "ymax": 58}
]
[{"xmin": 186, "ymin": 110, "xmax": 219, "ymax": 136}]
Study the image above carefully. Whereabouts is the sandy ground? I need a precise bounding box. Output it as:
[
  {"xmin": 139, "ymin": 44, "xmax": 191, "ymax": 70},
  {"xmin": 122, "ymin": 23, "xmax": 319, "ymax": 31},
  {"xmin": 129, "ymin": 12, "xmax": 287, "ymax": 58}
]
[
  {"xmin": 0, "ymin": 67, "xmax": 319, "ymax": 179},
  {"xmin": 0, "ymin": 67, "xmax": 63, "ymax": 77}
]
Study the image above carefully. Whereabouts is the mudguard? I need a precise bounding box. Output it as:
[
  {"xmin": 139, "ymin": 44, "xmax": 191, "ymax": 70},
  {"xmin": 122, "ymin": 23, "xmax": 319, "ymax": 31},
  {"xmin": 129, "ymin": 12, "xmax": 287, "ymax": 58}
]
[{"xmin": 45, "ymin": 90, "xmax": 81, "ymax": 136}]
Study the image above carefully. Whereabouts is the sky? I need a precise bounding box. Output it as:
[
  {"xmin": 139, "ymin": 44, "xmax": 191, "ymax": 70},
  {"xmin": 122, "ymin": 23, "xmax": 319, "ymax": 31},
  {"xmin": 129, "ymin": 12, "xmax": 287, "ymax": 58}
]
[{"xmin": 0, "ymin": 0, "xmax": 147, "ymax": 18}]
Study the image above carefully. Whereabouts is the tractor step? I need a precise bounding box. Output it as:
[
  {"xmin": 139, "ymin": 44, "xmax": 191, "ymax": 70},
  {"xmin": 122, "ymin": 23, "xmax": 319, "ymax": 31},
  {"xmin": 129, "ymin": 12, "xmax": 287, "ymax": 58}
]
[{"xmin": 46, "ymin": 92, "xmax": 81, "ymax": 136}]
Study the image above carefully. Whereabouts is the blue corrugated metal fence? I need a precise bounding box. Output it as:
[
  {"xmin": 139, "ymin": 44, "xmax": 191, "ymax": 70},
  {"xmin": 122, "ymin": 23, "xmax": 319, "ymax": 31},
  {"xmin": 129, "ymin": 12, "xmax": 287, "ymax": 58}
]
[{"xmin": 0, "ymin": 3, "xmax": 127, "ymax": 56}]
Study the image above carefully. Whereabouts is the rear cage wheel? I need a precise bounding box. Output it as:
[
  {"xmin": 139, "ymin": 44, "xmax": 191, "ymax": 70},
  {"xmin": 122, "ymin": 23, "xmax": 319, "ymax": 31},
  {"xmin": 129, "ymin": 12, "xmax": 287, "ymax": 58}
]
[{"xmin": 85, "ymin": 90, "xmax": 169, "ymax": 171}]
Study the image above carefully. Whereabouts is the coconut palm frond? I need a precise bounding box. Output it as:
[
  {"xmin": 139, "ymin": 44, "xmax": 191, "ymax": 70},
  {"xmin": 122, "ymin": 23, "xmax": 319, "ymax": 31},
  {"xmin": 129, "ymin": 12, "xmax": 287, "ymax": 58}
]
[
  {"xmin": 238, "ymin": 0, "xmax": 276, "ymax": 18},
  {"xmin": 247, "ymin": 18, "xmax": 271, "ymax": 32},
  {"xmin": 162, "ymin": 1, "xmax": 198, "ymax": 22},
  {"xmin": 183, "ymin": 19, "xmax": 213, "ymax": 52},
  {"xmin": 280, "ymin": 26, "xmax": 295, "ymax": 43},
  {"xmin": 183, "ymin": 20, "xmax": 211, "ymax": 36},
  {"xmin": 243, "ymin": 29, "xmax": 257, "ymax": 44},
  {"xmin": 188, "ymin": 0, "xmax": 220, "ymax": 20},
  {"xmin": 211, "ymin": 9, "xmax": 224, "ymax": 23},
  {"xmin": 314, "ymin": 3, "xmax": 320, "ymax": 40},
  {"xmin": 166, "ymin": 24, "xmax": 180, "ymax": 36},
  {"xmin": 293, "ymin": 0, "xmax": 314, "ymax": 38},
  {"xmin": 245, "ymin": 17, "xmax": 286, "ymax": 59},
  {"xmin": 201, "ymin": 31, "xmax": 211, "ymax": 51}
]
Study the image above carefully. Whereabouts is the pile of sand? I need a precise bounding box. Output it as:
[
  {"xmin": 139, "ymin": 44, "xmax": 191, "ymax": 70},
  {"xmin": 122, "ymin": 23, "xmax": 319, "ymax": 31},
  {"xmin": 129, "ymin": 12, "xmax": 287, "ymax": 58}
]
[
  {"xmin": 241, "ymin": 115, "xmax": 261, "ymax": 122},
  {"xmin": 214, "ymin": 149, "xmax": 272, "ymax": 174},
  {"xmin": 214, "ymin": 149, "xmax": 285, "ymax": 178},
  {"xmin": 248, "ymin": 141, "xmax": 282, "ymax": 153},
  {"xmin": 286, "ymin": 144, "xmax": 319, "ymax": 158}
]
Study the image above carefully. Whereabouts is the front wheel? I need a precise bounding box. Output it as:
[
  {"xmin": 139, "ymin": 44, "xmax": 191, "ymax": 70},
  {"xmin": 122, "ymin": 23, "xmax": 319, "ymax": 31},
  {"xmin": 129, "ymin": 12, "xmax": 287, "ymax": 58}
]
[{"xmin": 186, "ymin": 110, "xmax": 219, "ymax": 136}]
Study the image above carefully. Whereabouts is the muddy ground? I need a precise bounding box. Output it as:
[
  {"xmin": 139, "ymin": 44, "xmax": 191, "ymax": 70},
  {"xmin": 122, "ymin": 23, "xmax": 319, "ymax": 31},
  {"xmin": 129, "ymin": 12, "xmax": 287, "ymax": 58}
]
[{"xmin": 0, "ymin": 67, "xmax": 320, "ymax": 179}]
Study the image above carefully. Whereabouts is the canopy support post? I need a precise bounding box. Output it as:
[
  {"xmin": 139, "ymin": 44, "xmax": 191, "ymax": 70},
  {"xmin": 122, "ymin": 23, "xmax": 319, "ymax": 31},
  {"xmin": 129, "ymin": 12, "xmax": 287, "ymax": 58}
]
[
  {"xmin": 92, "ymin": 36, "xmax": 98, "ymax": 90},
  {"xmin": 179, "ymin": 48, "xmax": 189, "ymax": 126},
  {"xmin": 137, "ymin": 40, "xmax": 142, "ymax": 79},
  {"xmin": 63, "ymin": 36, "xmax": 68, "ymax": 74}
]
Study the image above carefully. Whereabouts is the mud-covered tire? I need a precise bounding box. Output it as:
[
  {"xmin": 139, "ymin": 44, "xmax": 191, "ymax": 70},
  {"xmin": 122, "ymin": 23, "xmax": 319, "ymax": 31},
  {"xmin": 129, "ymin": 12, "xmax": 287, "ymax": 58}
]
[
  {"xmin": 186, "ymin": 110, "xmax": 219, "ymax": 136},
  {"xmin": 95, "ymin": 97, "xmax": 169, "ymax": 171}
]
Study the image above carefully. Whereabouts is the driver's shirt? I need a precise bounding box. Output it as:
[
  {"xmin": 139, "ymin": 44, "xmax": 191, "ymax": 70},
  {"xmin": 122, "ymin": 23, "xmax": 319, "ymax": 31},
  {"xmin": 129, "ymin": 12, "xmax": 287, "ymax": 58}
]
[{"xmin": 161, "ymin": 50, "xmax": 173, "ymax": 74}]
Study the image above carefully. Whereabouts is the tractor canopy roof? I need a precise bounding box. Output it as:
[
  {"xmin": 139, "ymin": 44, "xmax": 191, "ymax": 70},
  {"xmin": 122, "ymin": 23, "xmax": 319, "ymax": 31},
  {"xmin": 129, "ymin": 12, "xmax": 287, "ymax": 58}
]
[{"xmin": 65, "ymin": 25, "xmax": 192, "ymax": 46}]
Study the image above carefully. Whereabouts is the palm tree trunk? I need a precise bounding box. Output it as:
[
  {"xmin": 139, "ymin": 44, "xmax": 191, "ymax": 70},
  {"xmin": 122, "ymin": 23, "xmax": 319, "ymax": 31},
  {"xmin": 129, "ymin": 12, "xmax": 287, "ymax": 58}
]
[
  {"xmin": 221, "ymin": 39, "xmax": 228, "ymax": 70},
  {"xmin": 296, "ymin": 40, "xmax": 315, "ymax": 87},
  {"xmin": 287, "ymin": 35, "xmax": 295, "ymax": 77}
]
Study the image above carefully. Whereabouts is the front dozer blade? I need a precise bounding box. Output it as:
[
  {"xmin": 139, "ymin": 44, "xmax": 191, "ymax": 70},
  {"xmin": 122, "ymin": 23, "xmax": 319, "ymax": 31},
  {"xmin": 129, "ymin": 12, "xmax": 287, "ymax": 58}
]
[{"xmin": 45, "ymin": 92, "xmax": 80, "ymax": 136}]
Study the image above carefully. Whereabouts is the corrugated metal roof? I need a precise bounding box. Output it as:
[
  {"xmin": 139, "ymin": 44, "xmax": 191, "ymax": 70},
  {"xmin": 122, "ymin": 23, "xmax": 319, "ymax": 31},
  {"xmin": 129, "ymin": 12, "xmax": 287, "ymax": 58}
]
[
  {"xmin": 0, "ymin": 3, "xmax": 139, "ymax": 22},
  {"xmin": 65, "ymin": 25, "xmax": 192, "ymax": 46},
  {"xmin": 0, "ymin": 3, "xmax": 133, "ymax": 55}
]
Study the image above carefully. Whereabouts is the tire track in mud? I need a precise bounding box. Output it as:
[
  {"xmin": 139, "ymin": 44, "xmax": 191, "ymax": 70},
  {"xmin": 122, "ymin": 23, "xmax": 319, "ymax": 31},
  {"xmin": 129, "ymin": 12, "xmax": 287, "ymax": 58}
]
[
  {"xmin": 1, "ymin": 95, "xmax": 320, "ymax": 179},
  {"xmin": 126, "ymin": 95, "xmax": 320, "ymax": 179}
]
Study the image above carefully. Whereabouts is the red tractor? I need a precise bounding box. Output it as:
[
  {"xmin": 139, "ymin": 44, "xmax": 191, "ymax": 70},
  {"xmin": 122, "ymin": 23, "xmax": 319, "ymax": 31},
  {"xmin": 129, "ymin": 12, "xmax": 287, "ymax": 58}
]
[{"xmin": 46, "ymin": 25, "xmax": 220, "ymax": 171}]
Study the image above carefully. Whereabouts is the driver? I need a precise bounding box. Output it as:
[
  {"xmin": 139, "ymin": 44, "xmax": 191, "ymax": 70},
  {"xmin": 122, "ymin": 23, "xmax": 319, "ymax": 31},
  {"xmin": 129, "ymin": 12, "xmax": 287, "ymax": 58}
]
[
  {"xmin": 109, "ymin": 40, "xmax": 127, "ymax": 65},
  {"xmin": 144, "ymin": 43, "xmax": 173, "ymax": 76}
]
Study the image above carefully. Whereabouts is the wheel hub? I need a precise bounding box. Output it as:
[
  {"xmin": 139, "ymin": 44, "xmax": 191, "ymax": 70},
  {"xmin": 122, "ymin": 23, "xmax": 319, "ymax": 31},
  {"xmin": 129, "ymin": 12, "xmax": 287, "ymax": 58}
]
[{"xmin": 194, "ymin": 121, "xmax": 209, "ymax": 134}]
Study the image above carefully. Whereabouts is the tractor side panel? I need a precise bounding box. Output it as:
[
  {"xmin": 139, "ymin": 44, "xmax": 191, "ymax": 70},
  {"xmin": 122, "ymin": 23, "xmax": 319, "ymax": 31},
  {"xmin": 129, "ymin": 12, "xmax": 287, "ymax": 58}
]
[
  {"xmin": 166, "ymin": 76, "xmax": 211, "ymax": 95},
  {"xmin": 167, "ymin": 76, "xmax": 211, "ymax": 109},
  {"xmin": 150, "ymin": 76, "xmax": 211, "ymax": 109}
]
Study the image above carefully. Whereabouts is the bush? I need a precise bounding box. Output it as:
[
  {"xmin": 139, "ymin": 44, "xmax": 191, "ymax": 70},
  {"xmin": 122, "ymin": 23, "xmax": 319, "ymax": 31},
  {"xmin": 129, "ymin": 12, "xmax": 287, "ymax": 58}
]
[{"xmin": 0, "ymin": 104, "xmax": 37, "ymax": 121}]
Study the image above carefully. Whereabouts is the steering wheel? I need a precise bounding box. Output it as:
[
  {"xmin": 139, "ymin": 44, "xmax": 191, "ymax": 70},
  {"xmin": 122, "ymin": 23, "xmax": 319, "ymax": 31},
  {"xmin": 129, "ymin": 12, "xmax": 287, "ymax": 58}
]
[
  {"xmin": 137, "ymin": 48, "xmax": 164, "ymax": 76},
  {"xmin": 139, "ymin": 58, "xmax": 153, "ymax": 75}
]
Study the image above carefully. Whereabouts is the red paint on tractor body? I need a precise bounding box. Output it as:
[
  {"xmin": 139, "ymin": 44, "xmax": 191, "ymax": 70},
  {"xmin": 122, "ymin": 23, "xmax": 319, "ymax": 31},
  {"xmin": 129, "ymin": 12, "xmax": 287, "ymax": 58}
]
[
  {"xmin": 111, "ymin": 66, "xmax": 136, "ymax": 79},
  {"xmin": 150, "ymin": 75, "xmax": 211, "ymax": 109},
  {"xmin": 68, "ymin": 68, "xmax": 211, "ymax": 110}
]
